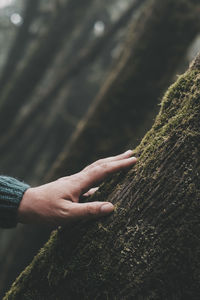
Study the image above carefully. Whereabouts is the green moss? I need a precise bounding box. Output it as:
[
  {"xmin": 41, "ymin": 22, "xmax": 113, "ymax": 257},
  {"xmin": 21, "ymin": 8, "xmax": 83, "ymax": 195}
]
[{"xmin": 134, "ymin": 70, "xmax": 200, "ymax": 163}]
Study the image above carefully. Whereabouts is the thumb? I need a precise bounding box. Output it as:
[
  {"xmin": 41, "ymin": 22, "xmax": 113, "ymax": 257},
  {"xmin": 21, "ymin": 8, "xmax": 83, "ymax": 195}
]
[{"xmin": 67, "ymin": 201, "xmax": 114, "ymax": 220}]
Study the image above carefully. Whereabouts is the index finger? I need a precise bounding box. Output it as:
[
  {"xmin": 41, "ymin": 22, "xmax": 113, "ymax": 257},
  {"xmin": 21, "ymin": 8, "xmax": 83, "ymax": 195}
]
[
  {"xmin": 78, "ymin": 156, "xmax": 137, "ymax": 195},
  {"xmin": 83, "ymin": 150, "xmax": 134, "ymax": 171}
]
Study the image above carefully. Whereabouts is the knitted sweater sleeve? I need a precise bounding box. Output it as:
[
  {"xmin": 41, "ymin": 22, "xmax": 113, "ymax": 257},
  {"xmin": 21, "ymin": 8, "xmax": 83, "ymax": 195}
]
[{"xmin": 0, "ymin": 176, "xmax": 30, "ymax": 229}]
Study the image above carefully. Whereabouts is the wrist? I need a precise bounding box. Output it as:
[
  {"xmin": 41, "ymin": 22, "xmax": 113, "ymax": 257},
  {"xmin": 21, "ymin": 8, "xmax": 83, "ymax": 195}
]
[{"xmin": 17, "ymin": 187, "xmax": 36, "ymax": 224}]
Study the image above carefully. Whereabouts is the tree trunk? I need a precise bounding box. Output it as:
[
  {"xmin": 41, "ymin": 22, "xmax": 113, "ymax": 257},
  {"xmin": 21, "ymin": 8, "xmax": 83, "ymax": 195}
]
[
  {"xmin": 46, "ymin": 0, "xmax": 200, "ymax": 181},
  {"xmin": 4, "ymin": 52, "xmax": 200, "ymax": 299}
]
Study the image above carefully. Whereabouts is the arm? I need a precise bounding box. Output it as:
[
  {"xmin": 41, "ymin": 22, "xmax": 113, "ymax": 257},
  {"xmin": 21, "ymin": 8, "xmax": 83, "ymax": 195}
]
[
  {"xmin": 18, "ymin": 150, "xmax": 137, "ymax": 226},
  {"xmin": 0, "ymin": 151, "xmax": 137, "ymax": 228}
]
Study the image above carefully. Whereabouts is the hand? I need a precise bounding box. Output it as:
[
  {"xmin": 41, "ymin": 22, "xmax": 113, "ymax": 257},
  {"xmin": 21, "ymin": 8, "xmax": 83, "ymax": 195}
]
[{"xmin": 18, "ymin": 150, "xmax": 137, "ymax": 226}]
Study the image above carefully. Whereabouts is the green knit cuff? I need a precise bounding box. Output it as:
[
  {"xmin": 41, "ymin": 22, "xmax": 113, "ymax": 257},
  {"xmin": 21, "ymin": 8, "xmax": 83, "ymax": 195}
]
[{"xmin": 0, "ymin": 176, "xmax": 30, "ymax": 229}]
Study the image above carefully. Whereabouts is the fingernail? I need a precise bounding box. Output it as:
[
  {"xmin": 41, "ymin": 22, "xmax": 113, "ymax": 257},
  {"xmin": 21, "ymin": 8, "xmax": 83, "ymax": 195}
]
[
  {"xmin": 128, "ymin": 156, "xmax": 137, "ymax": 161},
  {"xmin": 100, "ymin": 203, "xmax": 114, "ymax": 214},
  {"xmin": 125, "ymin": 150, "xmax": 133, "ymax": 154}
]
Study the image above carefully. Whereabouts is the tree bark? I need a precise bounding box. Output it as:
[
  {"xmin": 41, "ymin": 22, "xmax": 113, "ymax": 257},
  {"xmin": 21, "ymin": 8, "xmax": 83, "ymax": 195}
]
[
  {"xmin": 46, "ymin": 0, "xmax": 200, "ymax": 181},
  {"xmin": 4, "ymin": 52, "xmax": 200, "ymax": 299}
]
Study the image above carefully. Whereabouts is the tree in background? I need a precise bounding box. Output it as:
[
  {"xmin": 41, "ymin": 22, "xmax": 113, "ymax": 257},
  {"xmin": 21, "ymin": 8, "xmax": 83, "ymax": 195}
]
[
  {"xmin": 0, "ymin": 0, "xmax": 145, "ymax": 183},
  {"xmin": 47, "ymin": 0, "xmax": 200, "ymax": 180},
  {"xmin": 0, "ymin": 1, "xmax": 40, "ymax": 92}
]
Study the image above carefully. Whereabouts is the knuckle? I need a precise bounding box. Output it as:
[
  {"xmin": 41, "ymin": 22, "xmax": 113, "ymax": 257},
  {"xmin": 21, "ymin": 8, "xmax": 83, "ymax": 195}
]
[
  {"xmin": 91, "ymin": 159, "xmax": 103, "ymax": 167},
  {"xmin": 88, "ymin": 159, "xmax": 101, "ymax": 169},
  {"xmin": 100, "ymin": 162, "xmax": 108, "ymax": 169},
  {"xmin": 59, "ymin": 204, "xmax": 70, "ymax": 218},
  {"xmin": 70, "ymin": 173, "xmax": 81, "ymax": 181},
  {"xmin": 95, "ymin": 157, "xmax": 102, "ymax": 162},
  {"xmin": 98, "ymin": 163, "xmax": 110, "ymax": 175},
  {"xmin": 89, "ymin": 165, "xmax": 108, "ymax": 178},
  {"xmin": 96, "ymin": 158, "xmax": 103, "ymax": 164},
  {"xmin": 94, "ymin": 164, "xmax": 106, "ymax": 173}
]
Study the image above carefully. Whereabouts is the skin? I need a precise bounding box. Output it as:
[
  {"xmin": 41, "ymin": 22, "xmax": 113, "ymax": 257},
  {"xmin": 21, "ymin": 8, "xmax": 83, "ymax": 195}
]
[{"xmin": 18, "ymin": 150, "xmax": 137, "ymax": 226}]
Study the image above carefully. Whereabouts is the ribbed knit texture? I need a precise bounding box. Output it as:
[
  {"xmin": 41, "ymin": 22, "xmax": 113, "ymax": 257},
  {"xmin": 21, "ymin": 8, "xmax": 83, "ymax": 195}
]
[{"xmin": 0, "ymin": 176, "xmax": 30, "ymax": 228}]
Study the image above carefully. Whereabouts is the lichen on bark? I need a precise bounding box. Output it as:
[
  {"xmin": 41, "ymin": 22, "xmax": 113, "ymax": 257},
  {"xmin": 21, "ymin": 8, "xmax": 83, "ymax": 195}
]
[{"xmin": 4, "ymin": 53, "xmax": 200, "ymax": 299}]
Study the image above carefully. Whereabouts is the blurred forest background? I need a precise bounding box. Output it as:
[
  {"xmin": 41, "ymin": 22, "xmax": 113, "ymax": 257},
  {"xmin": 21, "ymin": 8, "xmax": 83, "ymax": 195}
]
[{"xmin": 0, "ymin": 0, "xmax": 199, "ymax": 297}]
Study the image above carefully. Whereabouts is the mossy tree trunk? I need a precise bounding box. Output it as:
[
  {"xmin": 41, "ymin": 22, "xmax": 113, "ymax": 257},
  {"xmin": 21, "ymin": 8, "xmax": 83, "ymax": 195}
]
[
  {"xmin": 4, "ymin": 53, "xmax": 200, "ymax": 299},
  {"xmin": 46, "ymin": 0, "xmax": 200, "ymax": 181}
]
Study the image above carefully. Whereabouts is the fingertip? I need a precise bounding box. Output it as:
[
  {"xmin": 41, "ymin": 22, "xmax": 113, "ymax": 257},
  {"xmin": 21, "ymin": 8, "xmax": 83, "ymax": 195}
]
[
  {"xmin": 128, "ymin": 156, "xmax": 137, "ymax": 161},
  {"xmin": 100, "ymin": 203, "xmax": 114, "ymax": 214},
  {"xmin": 121, "ymin": 156, "xmax": 137, "ymax": 168},
  {"xmin": 122, "ymin": 150, "xmax": 134, "ymax": 158},
  {"xmin": 124, "ymin": 150, "xmax": 134, "ymax": 155}
]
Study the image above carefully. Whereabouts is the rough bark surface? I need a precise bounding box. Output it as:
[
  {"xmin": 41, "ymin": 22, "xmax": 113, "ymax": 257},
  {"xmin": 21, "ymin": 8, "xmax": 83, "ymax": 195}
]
[
  {"xmin": 4, "ymin": 52, "xmax": 200, "ymax": 299},
  {"xmin": 46, "ymin": 0, "xmax": 200, "ymax": 181}
]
